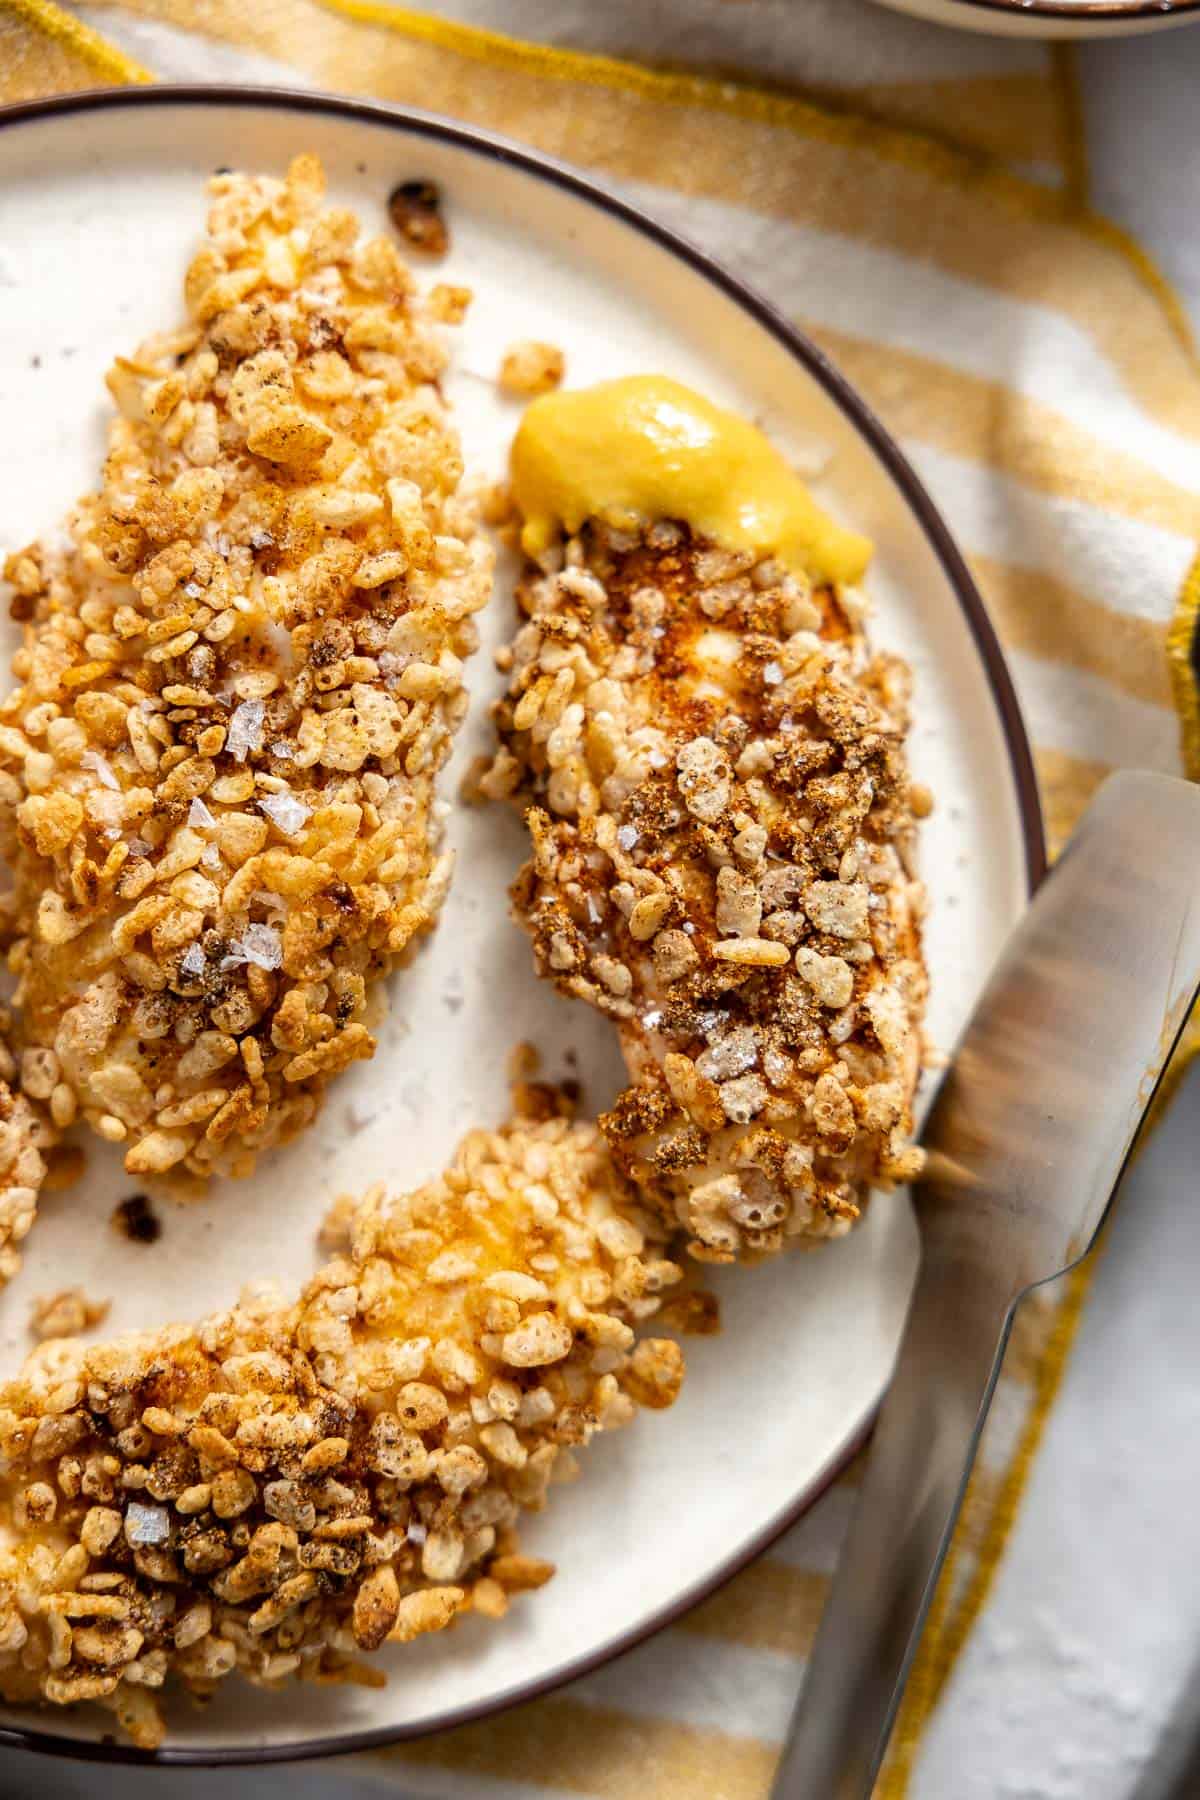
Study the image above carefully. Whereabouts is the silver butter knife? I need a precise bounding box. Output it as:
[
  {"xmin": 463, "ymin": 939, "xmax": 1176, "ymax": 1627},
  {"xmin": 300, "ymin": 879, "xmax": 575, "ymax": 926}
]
[{"xmin": 772, "ymin": 770, "xmax": 1200, "ymax": 1800}]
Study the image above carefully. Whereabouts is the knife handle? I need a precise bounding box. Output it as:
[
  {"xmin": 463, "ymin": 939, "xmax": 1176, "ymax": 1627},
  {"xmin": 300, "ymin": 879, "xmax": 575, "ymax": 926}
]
[{"xmin": 770, "ymin": 1227, "xmax": 1020, "ymax": 1800}]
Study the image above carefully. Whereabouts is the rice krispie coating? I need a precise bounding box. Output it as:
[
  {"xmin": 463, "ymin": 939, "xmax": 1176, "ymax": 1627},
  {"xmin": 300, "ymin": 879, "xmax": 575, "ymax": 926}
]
[
  {"xmin": 483, "ymin": 522, "xmax": 928, "ymax": 1260},
  {"xmin": 0, "ymin": 156, "xmax": 492, "ymax": 1216},
  {"xmin": 0, "ymin": 1079, "xmax": 49, "ymax": 1288},
  {"xmin": 0, "ymin": 1114, "xmax": 683, "ymax": 1747}
]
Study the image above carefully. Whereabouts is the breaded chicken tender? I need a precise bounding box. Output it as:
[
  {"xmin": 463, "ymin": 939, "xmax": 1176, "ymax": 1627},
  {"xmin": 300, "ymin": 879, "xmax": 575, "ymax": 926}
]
[
  {"xmin": 0, "ymin": 1115, "xmax": 683, "ymax": 1747},
  {"xmin": 0, "ymin": 156, "xmax": 491, "ymax": 1230},
  {"xmin": 484, "ymin": 386, "xmax": 927, "ymax": 1261}
]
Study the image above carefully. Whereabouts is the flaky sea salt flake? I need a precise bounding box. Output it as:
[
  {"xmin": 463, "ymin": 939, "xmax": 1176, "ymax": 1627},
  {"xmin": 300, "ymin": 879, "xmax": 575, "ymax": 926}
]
[
  {"xmin": 81, "ymin": 750, "xmax": 119, "ymax": 790},
  {"xmin": 259, "ymin": 790, "xmax": 311, "ymax": 836},
  {"xmin": 227, "ymin": 698, "xmax": 265, "ymax": 762},
  {"xmin": 124, "ymin": 1502, "xmax": 170, "ymax": 1547},
  {"xmin": 238, "ymin": 923, "xmax": 282, "ymax": 971}
]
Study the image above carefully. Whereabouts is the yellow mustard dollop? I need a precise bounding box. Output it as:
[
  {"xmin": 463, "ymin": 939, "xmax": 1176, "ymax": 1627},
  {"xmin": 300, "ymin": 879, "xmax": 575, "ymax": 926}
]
[{"xmin": 509, "ymin": 374, "xmax": 872, "ymax": 586}]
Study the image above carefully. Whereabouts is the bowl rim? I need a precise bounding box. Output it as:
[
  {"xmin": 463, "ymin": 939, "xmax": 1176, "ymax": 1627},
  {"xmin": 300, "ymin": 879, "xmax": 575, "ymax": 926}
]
[
  {"xmin": 0, "ymin": 80, "xmax": 1047, "ymax": 1767},
  {"xmin": 929, "ymin": 0, "xmax": 1200, "ymax": 21}
]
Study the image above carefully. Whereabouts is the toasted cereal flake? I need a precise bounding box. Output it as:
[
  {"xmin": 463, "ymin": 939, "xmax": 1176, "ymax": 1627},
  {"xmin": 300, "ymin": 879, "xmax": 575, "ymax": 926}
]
[
  {"xmin": 498, "ymin": 340, "xmax": 565, "ymax": 397},
  {"xmin": 0, "ymin": 1114, "xmax": 684, "ymax": 1743},
  {"xmin": 28, "ymin": 1285, "xmax": 110, "ymax": 1343},
  {"xmin": 388, "ymin": 179, "xmax": 449, "ymax": 255},
  {"xmin": 711, "ymin": 937, "xmax": 790, "ymax": 967},
  {"xmin": 488, "ymin": 502, "xmax": 927, "ymax": 1262},
  {"xmin": 804, "ymin": 879, "xmax": 870, "ymax": 941},
  {"xmin": 0, "ymin": 155, "xmax": 492, "ymax": 1202},
  {"xmin": 0, "ymin": 1064, "xmax": 52, "ymax": 1287}
]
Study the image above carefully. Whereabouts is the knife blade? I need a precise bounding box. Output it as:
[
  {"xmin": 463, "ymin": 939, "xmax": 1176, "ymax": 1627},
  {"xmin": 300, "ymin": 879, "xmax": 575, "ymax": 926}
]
[{"xmin": 772, "ymin": 771, "xmax": 1200, "ymax": 1799}]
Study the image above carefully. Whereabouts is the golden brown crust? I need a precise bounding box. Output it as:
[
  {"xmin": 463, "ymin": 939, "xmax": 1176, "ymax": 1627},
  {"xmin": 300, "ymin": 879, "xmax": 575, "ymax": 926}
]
[
  {"xmin": 0, "ymin": 1079, "xmax": 49, "ymax": 1286},
  {"xmin": 0, "ymin": 1115, "xmax": 682, "ymax": 1745},
  {"xmin": 484, "ymin": 522, "xmax": 928, "ymax": 1259},
  {"xmin": 0, "ymin": 1016, "xmax": 54, "ymax": 1286},
  {"xmin": 0, "ymin": 156, "xmax": 492, "ymax": 1215}
]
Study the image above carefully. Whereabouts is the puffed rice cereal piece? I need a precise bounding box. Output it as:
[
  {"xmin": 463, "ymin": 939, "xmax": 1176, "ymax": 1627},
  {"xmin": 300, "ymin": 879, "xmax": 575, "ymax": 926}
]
[
  {"xmin": 0, "ymin": 1078, "xmax": 50, "ymax": 1287},
  {"xmin": 28, "ymin": 1287, "xmax": 110, "ymax": 1344},
  {"xmin": 498, "ymin": 341, "xmax": 565, "ymax": 397}
]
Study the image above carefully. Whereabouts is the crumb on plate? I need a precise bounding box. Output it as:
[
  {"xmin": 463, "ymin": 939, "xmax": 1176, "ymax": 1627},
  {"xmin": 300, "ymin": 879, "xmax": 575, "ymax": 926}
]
[
  {"xmin": 387, "ymin": 180, "xmax": 449, "ymax": 256},
  {"xmin": 28, "ymin": 1288, "xmax": 111, "ymax": 1344},
  {"xmin": 498, "ymin": 342, "xmax": 565, "ymax": 398},
  {"xmin": 111, "ymin": 1194, "xmax": 161, "ymax": 1246}
]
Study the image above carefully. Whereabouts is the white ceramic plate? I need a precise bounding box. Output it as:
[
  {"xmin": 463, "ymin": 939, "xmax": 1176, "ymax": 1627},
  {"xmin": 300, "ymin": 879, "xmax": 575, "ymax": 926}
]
[
  {"xmin": 0, "ymin": 88, "xmax": 1041, "ymax": 1764},
  {"xmin": 873, "ymin": 0, "xmax": 1198, "ymax": 38}
]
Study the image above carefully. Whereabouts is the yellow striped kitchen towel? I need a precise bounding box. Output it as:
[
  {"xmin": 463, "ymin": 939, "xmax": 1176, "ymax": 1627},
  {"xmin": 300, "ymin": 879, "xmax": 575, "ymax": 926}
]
[{"xmin": 3, "ymin": 3, "xmax": 1199, "ymax": 1795}]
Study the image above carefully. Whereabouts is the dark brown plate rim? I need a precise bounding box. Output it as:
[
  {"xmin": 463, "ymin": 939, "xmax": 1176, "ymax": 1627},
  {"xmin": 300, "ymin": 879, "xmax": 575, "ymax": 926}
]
[
  {"xmin": 932, "ymin": 0, "xmax": 1200, "ymax": 21},
  {"xmin": 0, "ymin": 82, "xmax": 1046, "ymax": 1767}
]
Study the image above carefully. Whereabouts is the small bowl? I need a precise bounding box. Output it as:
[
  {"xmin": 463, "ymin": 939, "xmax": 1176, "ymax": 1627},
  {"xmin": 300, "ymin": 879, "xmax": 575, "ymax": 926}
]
[{"xmin": 874, "ymin": 0, "xmax": 1198, "ymax": 38}]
